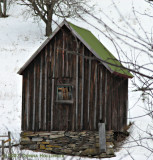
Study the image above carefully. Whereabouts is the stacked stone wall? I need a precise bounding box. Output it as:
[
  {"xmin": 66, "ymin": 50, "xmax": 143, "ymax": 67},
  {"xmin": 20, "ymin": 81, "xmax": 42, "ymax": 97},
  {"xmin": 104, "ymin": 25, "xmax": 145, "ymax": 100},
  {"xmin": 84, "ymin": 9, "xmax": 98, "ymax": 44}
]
[{"xmin": 20, "ymin": 131, "xmax": 115, "ymax": 158}]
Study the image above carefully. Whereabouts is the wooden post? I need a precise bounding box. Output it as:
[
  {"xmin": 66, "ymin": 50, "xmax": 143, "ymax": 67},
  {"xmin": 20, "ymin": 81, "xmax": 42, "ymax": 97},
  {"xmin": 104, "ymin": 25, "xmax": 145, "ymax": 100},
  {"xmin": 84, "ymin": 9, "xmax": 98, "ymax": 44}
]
[
  {"xmin": 8, "ymin": 131, "xmax": 12, "ymax": 160},
  {"xmin": 2, "ymin": 140, "xmax": 4, "ymax": 160},
  {"xmin": 98, "ymin": 123, "xmax": 106, "ymax": 153}
]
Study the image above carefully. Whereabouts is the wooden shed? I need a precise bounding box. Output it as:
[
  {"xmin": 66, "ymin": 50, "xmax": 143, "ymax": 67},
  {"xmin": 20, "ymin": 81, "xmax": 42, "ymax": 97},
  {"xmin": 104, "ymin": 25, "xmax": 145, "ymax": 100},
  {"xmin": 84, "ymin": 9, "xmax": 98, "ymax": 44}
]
[{"xmin": 18, "ymin": 20, "xmax": 133, "ymax": 133}]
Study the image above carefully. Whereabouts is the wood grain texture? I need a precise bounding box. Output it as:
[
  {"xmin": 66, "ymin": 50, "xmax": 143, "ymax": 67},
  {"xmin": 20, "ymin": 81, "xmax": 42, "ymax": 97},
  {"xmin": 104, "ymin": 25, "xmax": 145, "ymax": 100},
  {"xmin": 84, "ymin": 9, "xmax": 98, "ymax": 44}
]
[{"xmin": 21, "ymin": 26, "xmax": 129, "ymax": 132}]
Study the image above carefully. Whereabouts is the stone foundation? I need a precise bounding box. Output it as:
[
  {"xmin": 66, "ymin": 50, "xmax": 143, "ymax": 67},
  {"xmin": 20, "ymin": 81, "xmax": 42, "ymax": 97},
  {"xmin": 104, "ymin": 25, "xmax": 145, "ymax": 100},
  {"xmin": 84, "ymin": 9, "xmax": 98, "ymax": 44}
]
[{"xmin": 20, "ymin": 131, "xmax": 115, "ymax": 158}]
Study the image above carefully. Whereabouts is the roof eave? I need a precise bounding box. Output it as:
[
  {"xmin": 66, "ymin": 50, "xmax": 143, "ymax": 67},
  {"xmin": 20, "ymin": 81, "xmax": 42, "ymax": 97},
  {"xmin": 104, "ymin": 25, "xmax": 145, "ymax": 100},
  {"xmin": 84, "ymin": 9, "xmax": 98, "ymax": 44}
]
[{"xmin": 113, "ymin": 71, "xmax": 133, "ymax": 79}]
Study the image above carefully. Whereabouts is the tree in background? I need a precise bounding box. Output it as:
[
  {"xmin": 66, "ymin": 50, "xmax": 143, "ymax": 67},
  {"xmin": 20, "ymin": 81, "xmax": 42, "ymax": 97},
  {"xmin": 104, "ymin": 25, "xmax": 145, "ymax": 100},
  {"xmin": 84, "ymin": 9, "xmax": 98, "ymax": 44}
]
[
  {"xmin": 19, "ymin": 0, "xmax": 92, "ymax": 36},
  {"xmin": 0, "ymin": 0, "xmax": 7, "ymax": 17}
]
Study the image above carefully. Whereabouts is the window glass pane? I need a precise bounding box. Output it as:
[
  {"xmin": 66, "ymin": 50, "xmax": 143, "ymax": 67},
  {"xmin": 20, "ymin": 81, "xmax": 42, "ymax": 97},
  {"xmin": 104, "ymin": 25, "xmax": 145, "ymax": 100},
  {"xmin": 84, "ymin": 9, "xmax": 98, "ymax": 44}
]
[{"xmin": 57, "ymin": 86, "xmax": 72, "ymax": 100}]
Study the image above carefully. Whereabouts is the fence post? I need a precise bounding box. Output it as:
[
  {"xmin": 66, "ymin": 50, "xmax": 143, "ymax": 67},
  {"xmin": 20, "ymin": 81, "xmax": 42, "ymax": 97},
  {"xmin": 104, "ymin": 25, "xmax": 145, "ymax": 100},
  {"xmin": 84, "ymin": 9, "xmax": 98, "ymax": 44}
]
[
  {"xmin": 8, "ymin": 131, "xmax": 12, "ymax": 160},
  {"xmin": 2, "ymin": 140, "xmax": 4, "ymax": 160},
  {"xmin": 98, "ymin": 123, "xmax": 106, "ymax": 153}
]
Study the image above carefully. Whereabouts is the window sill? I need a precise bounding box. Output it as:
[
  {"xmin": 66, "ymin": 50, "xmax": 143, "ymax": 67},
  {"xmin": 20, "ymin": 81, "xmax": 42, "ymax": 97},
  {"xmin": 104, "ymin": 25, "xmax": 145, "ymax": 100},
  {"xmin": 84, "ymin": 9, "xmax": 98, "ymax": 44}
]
[{"xmin": 55, "ymin": 100, "xmax": 74, "ymax": 104}]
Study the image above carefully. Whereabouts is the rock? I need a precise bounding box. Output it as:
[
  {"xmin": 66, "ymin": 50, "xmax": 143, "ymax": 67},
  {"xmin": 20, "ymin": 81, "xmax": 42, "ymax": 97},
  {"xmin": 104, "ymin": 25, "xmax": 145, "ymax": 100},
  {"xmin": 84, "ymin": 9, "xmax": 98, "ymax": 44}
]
[
  {"xmin": 39, "ymin": 141, "xmax": 50, "ymax": 145},
  {"xmin": 40, "ymin": 144, "xmax": 46, "ymax": 150},
  {"xmin": 70, "ymin": 136, "xmax": 79, "ymax": 138},
  {"xmin": 20, "ymin": 145, "xmax": 29, "ymax": 150},
  {"xmin": 57, "ymin": 131, "xmax": 65, "ymax": 135},
  {"xmin": 49, "ymin": 135, "xmax": 64, "ymax": 139},
  {"xmin": 21, "ymin": 132, "xmax": 34, "ymax": 136},
  {"xmin": 95, "ymin": 143, "xmax": 99, "ymax": 148},
  {"xmin": 106, "ymin": 130, "xmax": 114, "ymax": 135},
  {"xmin": 64, "ymin": 132, "xmax": 70, "ymax": 137},
  {"xmin": 21, "ymin": 137, "xmax": 31, "ymax": 142},
  {"xmin": 20, "ymin": 141, "xmax": 36, "ymax": 145},
  {"xmin": 106, "ymin": 149, "xmax": 114, "ymax": 155},
  {"xmin": 106, "ymin": 142, "xmax": 114, "ymax": 149},
  {"xmin": 38, "ymin": 133, "xmax": 50, "ymax": 136},
  {"xmin": 32, "ymin": 137, "xmax": 43, "ymax": 142},
  {"xmin": 99, "ymin": 153, "xmax": 107, "ymax": 158},
  {"xmin": 46, "ymin": 145, "xmax": 61, "ymax": 148},
  {"xmin": 46, "ymin": 140, "xmax": 52, "ymax": 142},
  {"xmin": 45, "ymin": 148, "xmax": 53, "ymax": 151},
  {"xmin": 63, "ymin": 149, "xmax": 72, "ymax": 154},
  {"xmin": 80, "ymin": 148, "xmax": 100, "ymax": 156},
  {"xmin": 50, "ymin": 131, "xmax": 61, "ymax": 134},
  {"xmin": 29, "ymin": 144, "xmax": 39, "ymax": 150},
  {"xmin": 79, "ymin": 131, "xmax": 87, "ymax": 135},
  {"xmin": 68, "ymin": 132, "xmax": 77, "ymax": 136},
  {"xmin": 68, "ymin": 144, "xmax": 76, "ymax": 148}
]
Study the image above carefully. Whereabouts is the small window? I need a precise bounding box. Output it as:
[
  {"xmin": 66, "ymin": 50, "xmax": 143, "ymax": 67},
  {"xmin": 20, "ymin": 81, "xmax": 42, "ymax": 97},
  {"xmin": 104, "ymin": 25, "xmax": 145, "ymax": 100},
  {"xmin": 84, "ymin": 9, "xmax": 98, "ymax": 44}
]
[{"xmin": 56, "ymin": 85, "xmax": 73, "ymax": 103}]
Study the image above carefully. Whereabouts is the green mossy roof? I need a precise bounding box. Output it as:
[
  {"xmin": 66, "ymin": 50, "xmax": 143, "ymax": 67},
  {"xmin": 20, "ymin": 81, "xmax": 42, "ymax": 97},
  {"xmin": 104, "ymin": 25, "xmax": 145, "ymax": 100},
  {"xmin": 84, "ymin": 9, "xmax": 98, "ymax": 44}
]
[{"xmin": 69, "ymin": 22, "xmax": 133, "ymax": 78}]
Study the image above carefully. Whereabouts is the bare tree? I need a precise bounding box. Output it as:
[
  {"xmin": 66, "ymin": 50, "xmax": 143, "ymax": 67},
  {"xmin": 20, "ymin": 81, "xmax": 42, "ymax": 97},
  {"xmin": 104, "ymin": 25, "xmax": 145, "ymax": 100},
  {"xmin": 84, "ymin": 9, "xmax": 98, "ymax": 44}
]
[
  {"xmin": 18, "ymin": 0, "xmax": 92, "ymax": 36},
  {"xmin": 73, "ymin": 0, "xmax": 153, "ymax": 158}
]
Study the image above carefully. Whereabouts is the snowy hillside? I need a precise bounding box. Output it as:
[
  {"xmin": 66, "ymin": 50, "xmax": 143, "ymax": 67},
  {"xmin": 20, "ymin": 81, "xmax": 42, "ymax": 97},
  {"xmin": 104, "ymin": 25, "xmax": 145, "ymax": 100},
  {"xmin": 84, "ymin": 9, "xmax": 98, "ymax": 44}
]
[{"xmin": 0, "ymin": 0, "xmax": 153, "ymax": 160}]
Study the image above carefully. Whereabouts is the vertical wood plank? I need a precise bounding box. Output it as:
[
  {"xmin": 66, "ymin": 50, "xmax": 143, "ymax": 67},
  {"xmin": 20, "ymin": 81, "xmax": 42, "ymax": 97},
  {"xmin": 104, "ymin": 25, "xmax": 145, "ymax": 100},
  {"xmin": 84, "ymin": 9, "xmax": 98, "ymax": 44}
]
[
  {"xmin": 8, "ymin": 131, "xmax": 12, "ymax": 160},
  {"xmin": 21, "ymin": 76, "xmax": 25, "ymax": 131},
  {"xmin": 39, "ymin": 56, "xmax": 42, "ymax": 130},
  {"xmin": 43, "ymin": 47, "xmax": 48, "ymax": 130},
  {"xmin": 81, "ymin": 46, "xmax": 84, "ymax": 129},
  {"xmin": 32, "ymin": 64, "xmax": 36, "ymax": 131},
  {"xmin": 28, "ymin": 65, "xmax": 33, "ymax": 131},
  {"xmin": 62, "ymin": 32, "xmax": 65, "ymax": 77},
  {"xmin": 104, "ymin": 71, "xmax": 107, "ymax": 124},
  {"xmin": 51, "ymin": 39, "xmax": 56, "ymax": 130},
  {"xmin": 46, "ymin": 43, "xmax": 51, "ymax": 131},
  {"xmin": 94, "ymin": 63, "xmax": 98, "ymax": 129},
  {"xmin": 24, "ymin": 72, "xmax": 28, "ymax": 131},
  {"xmin": 125, "ymin": 79, "xmax": 128, "ymax": 126},
  {"xmin": 41, "ymin": 53, "xmax": 45, "ymax": 130},
  {"xmin": 26, "ymin": 71, "xmax": 30, "ymax": 130},
  {"xmin": 35, "ymin": 59, "xmax": 40, "ymax": 131},
  {"xmin": 87, "ymin": 59, "xmax": 91, "ymax": 128},
  {"xmin": 76, "ymin": 49, "xmax": 79, "ymax": 130},
  {"xmin": 66, "ymin": 48, "xmax": 69, "ymax": 77},
  {"xmin": 99, "ymin": 69, "xmax": 103, "ymax": 120}
]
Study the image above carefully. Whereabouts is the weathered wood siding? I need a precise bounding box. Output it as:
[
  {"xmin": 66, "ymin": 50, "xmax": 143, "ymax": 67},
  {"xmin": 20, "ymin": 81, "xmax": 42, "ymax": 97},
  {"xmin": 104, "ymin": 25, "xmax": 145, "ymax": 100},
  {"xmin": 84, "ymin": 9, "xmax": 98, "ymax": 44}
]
[{"xmin": 21, "ymin": 25, "xmax": 128, "ymax": 132}]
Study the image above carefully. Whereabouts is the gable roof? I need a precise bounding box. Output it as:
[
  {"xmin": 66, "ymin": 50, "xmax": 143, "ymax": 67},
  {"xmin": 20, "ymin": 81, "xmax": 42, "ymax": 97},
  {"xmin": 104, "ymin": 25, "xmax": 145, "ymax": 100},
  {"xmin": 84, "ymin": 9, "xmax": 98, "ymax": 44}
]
[{"xmin": 18, "ymin": 20, "xmax": 133, "ymax": 78}]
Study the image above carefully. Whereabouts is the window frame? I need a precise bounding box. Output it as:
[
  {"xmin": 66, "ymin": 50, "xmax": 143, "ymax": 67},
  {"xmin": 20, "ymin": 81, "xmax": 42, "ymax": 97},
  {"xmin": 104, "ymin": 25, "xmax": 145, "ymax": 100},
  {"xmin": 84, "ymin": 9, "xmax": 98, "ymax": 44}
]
[{"xmin": 56, "ymin": 84, "xmax": 74, "ymax": 104}]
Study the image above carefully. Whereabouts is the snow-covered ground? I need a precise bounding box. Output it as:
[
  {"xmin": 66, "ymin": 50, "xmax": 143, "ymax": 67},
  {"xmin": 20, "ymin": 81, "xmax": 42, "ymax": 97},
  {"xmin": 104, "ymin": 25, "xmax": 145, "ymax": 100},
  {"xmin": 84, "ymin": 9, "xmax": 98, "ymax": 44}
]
[{"xmin": 0, "ymin": 0, "xmax": 153, "ymax": 159}]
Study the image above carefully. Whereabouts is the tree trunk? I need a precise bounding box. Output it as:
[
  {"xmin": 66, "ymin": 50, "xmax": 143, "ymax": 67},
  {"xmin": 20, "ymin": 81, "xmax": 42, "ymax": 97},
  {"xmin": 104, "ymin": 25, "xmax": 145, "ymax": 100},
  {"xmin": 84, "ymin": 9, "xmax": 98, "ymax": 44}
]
[
  {"xmin": 3, "ymin": 0, "xmax": 6, "ymax": 17},
  {"xmin": 45, "ymin": 4, "xmax": 54, "ymax": 37},
  {"xmin": 46, "ymin": 20, "xmax": 52, "ymax": 36},
  {"xmin": 0, "ymin": 2, "xmax": 3, "ymax": 17}
]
